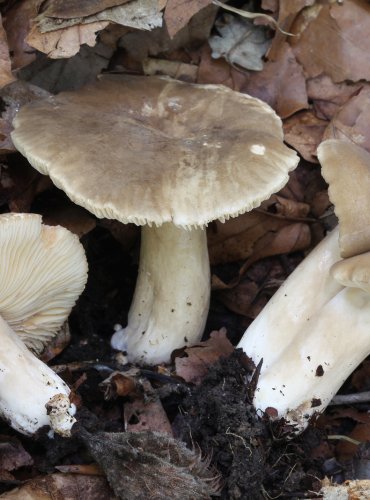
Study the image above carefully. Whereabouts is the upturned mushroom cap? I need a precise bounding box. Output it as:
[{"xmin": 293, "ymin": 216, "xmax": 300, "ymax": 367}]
[
  {"xmin": 11, "ymin": 75, "xmax": 298, "ymax": 228},
  {"xmin": 0, "ymin": 213, "xmax": 88, "ymax": 354},
  {"xmin": 318, "ymin": 139, "xmax": 370, "ymax": 258}
]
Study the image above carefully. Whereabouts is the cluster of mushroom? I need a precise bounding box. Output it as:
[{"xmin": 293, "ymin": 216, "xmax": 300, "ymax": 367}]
[
  {"xmin": 0, "ymin": 213, "xmax": 87, "ymax": 436},
  {"xmin": 11, "ymin": 74, "xmax": 299, "ymax": 366},
  {"xmin": 238, "ymin": 140, "xmax": 370, "ymax": 431}
]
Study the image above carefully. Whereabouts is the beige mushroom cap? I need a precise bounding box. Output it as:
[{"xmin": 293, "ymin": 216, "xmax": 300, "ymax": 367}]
[
  {"xmin": 0, "ymin": 213, "xmax": 88, "ymax": 354},
  {"xmin": 318, "ymin": 139, "xmax": 370, "ymax": 258},
  {"xmin": 11, "ymin": 75, "xmax": 298, "ymax": 228}
]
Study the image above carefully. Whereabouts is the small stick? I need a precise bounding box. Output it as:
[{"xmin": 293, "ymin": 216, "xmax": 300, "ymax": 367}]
[{"xmin": 329, "ymin": 391, "xmax": 370, "ymax": 406}]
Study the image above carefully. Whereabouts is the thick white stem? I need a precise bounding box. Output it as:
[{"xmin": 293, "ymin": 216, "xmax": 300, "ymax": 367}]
[
  {"xmin": 254, "ymin": 287, "xmax": 370, "ymax": 430},
  {"xmin": 238, "ymin": 228, "xmax": 342, "ymax": 370},
  {"xmin": 111, "ymin": 224, "xmax": 210, "ymax": 364},
  {"xmin": 0, "ymin": 315, "xmax": 75, "ymax": 436}
]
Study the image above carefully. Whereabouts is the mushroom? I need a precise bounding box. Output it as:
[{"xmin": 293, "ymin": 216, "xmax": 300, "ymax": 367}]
[
  {"xmin": 11, "ymin": 74, "xmax": 298, "ymax": 364},
  {"xmin": 238, "ymin": 139, "xmax": 370, "ymax": 431},
  {"xmin": 0, "ymin": 213, "xmax": 87, "ymax": 435}
]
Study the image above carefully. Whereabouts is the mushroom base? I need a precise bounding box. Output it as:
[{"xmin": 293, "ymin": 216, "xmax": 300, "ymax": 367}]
[
  {"xmin": 111, "ymin": 224, "xmax": 210, "ymax": 364},
  {"xmin": 0, "ymin": 315, "xmax": 76, "ymax": 436}
]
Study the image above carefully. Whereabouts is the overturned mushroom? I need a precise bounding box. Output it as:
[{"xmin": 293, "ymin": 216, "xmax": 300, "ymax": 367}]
[
  {"xmin": 0, "ymin": 213, "xmax": 87, "ymax": 435},
  {"xmin": 11, "ymin": 75, "xmax": 298, "ymax": 364},
  {"xmin": 238, "ymin": 140, "xmax": 370, "ymax": 431}
]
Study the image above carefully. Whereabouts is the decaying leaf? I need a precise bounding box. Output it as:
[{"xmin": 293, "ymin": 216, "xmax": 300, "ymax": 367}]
[
  {"xmin": 3, "ymin": 0, "xmax": 38, "ymax": 70},
  {"xmin": 175, "ymin": 328, "xmax": 234, "ymax": 385},
  {"xmin": 124, "ymin": 395, "xmax": 173, "ymax": 435},
  {"xmin": 283, "ymin": 109, "xmax": 328, "ymax": 162},
  {"xmin": 323, "ymin": 87, "xmax": 370, "ymax": 154},
  {"xmin": 0, "ymin": 15, "xmax": 15, "ymax": 89},
  {"xmin": 197, "ymin": 42, "xmax": 247, "ymax": 90},
  {"xmin": 26, "ymin": 21, "xmax": 109, "ymax": 59},
  {"xmin": 38, "ymin": 0, "xmax": 132, "ymax": 19},
  {"xmin": 37, "ymin": 0, "xmax": 163, "ymax": 33},
  {"xmin": 41, "ymin": 202, "xmax": 96, "ymax": 237},
  {"xmin": 81, "ymin": 430, "xmax": 220, "ymax": 500},
  {"xmin": 209, "ymin": 11, "xmax": 271, "ymax": 71},
  {"xmin": 241, "ymin": 41, "xmax": 307, "ymax": 118},
  {"xmin": 292, "ymin": 0, "xmax": 370, "ymax": 83},
  {"xmin": 0, "ymin": 436, "xmax": 33, "ymax": 472},
  {"xmin": 0, "ymin": 474, "xmax": 115, "ymax": 499},
  {"xmin": 164, "ymin": 0, "xmax": 213, "ymax": 38},
  {"xmin": 307, "ymin": 74, "xmax": 365, "ymax": 121}
]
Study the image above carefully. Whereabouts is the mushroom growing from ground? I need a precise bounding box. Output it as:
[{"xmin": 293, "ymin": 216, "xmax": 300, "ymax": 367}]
[
  {"xmin": 0, "ymin": 213, "xmax": 87, "ymax": 435},
  {"xmin": 238, "ymin": 139, "xmax": 370, "ymax": 431},
  {"xmin": 11, "ymin": 75, "xmax": 298, "ymax": 364}
]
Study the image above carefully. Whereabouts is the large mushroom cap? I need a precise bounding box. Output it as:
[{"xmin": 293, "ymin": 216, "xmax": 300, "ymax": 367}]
[
  {"xmin": 318, "ymin": 139, "xmax": 370, "ymax": 258},
  {"xmin": 11, "ymin": 75, "xmax": 298, "ymax": 228},
  {"xmin": 0, "ymin": 213, "xmax": 88, "ymax": 353}
]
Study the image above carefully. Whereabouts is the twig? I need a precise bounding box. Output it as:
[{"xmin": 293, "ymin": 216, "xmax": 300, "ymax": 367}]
[
  {"xmin": 212, "ymin": 1, "xmax": 295, "ymax": 36},
  {"xmin": 329, "ymin": 391, "xmax": 370, "ymax": 406}
]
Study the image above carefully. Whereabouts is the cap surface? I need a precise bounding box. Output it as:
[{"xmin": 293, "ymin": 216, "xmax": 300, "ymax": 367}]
[
  {"xmin": 0, "ymin": 213, "xmax": 88, "ymax": 353},
  {"xmin": 12, "ymin": 75, "xmax": 298, "ymax": 228},
  {"xmin": 318, "ymin": 139, "xmax": 370, "ymax": 258}
]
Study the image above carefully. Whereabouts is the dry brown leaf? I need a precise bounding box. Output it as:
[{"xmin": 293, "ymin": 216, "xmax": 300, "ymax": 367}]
[
  {"xmin": 267, "ymin": 0, "xmax": 315, "ymax": 60},
  {"xmin": 260, "ymin": 194, "xmax": 310, "ymax": 218},
  {"xmin": 242, "ymin": 41, "xmax": 307, "ymax": 119},
  {"xmin": 323, "ymin": 87, "xmax": 370, "ymax": 154},
  {"xmin": 55, "ymin": 464, "xmax": 104, "ymax": 475},
  {"xmin": 124, "ymin": 399, "xmax": 173, "ymax": 435},
  {"xmin": 175, "ymin": 328, "xmax": 234, "ymax": 384},
  {"xmin": 292, "ymin": 0, "xmax": 370, "ymax": 83},
  {"xmin": 164, "ymin": 0, "xmax": 212, "ymax": 38},
  {"xmin": 3, "ymin": 0, "xmax": 39, "ymax": 70},
  {"xmin": 0, "ymin": 436, "xmax": 33, "ymax": 472},
  {"xmin": 39, "ymin": 0, "xmax": 131, "ymax": 19},
  {"xmin": 0, "ymin": 474, "xmax": 115, "ymax": 500},
  {"xmin": 0, "ymin": 15, "xmax": 15, "ymax": 89},
  {"xmin": 197, "ymin": 42, "xmax": 247, "ymax": 91},
  {"xmin": 307, "ymin": 74, "xmax": 365, "ymax": 121},
  {"xmin": 26, "ymin": 20, "xmax": 108, "ymax": 59},
  {"xmin": 100, "ymin": 369, "xmax": 140, "ymax": 399},
  {"xmin": 217, "ymin": 281, "xmax": 259, "ymax": 317},
  {"xmin": 283, "ymin": 109, "xmax": 328, "ymax": 162}
]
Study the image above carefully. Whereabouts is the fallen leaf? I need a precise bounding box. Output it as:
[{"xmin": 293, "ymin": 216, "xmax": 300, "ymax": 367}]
[
  {"xmin": 0, "ymin": 474, "xmax": 115, "ymax": 499},
  {"xmin": 124, "ymin": 396, "xmax": 173, "ymax": 435},
  {"xmin": 216, "ymin": 280, "xmax": 259, "ymax": 317},
  {"xmin": 197, "ymin": 42, "xmax": 247, "ymax": 90},
  {"xmin": 307, "ymin": 74, "xmax": 364, "ymax": 121},
  {"xmin": 55, "ymin": 464, "xmax": 104, "ymax": 475},
  {"xmin": 3, "ymin": 0, "xmax": 38, "ymax": 70},
  {"xmin": 175, "ymin": 328, "xmax": 234, "ymax": 385},
  {"xmin": 26, "ymin": 21, "xmax": 109, "ymax": 59},
  {"xmin": 292, "ymin": 0, "xmax": 370, "ymax": 83},
  {"xmin": 37, "ymin": 0, "xmax": 163, "ymax": 33},
  {"xmin": 0, "ymin": 15, "xmax": 15, "ymax": 89},
  {"xmin": 283, "ymin": 109, "xmax": 328, "ymax": 162},
  {"xmin": 241, "ymin": 41, "xmax": 308, "ymax": 118},
  {"xmin": 323, "ymin": 87, "xmax": 370, "ymax": 154},
  {"xmin": 41, "ymin": 202, "xmax": 96, "ymax": 238},
  {"xmin": 267, "ymin": 0, "xmax": 315, "ymax": 60},
  {"xmin": 0, "ymin": 436, "xmax": 33, "ymax": 471},
  {"xmin": 209, "ymin": 11, "xmax": 271, "ymax": 71},
  {"xmin": 164, "ymin": 0, "xmax": 212, "ymax": 38},
  {"xmin": 39, "ymin": 0, "xmax": 131, "ymax": 19}
]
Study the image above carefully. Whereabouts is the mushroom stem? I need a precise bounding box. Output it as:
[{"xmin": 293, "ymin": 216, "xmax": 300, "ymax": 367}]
[
  {"xmin": 238, "ymin": 228, "xmax": 342, "ymax": 371},
  {"xmin": 0, "ymin": 315, "xmax": 75, "ymax": 436},
  {"xmin": 111, "ymin": 223, "xmax": 210, "ymax": 364},
  {"xmin": 253, "ymin": 286, "xmax": 370, "ymax": 430}
]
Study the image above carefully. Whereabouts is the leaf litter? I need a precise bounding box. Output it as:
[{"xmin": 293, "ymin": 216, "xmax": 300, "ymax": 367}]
[{"xmin": 2, "ymin": 0, "xmax": 370, "ymax": 497}]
